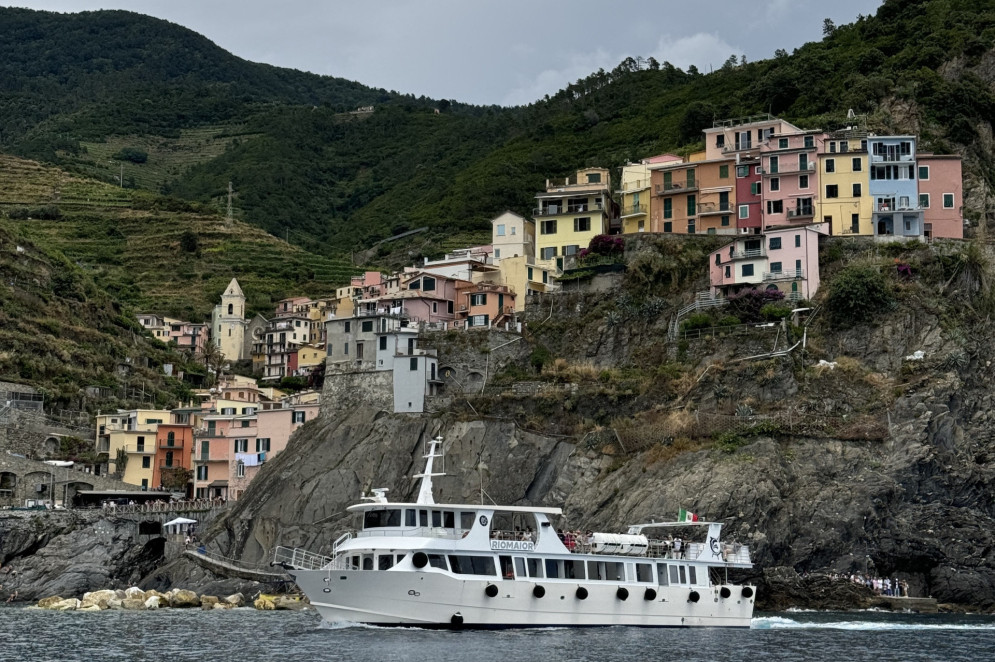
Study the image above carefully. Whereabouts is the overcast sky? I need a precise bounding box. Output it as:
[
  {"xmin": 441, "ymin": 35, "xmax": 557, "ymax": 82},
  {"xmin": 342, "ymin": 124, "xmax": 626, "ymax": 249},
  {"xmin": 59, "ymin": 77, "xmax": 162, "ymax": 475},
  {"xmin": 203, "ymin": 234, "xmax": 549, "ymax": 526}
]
[{"xmin": 8, "ymin": 1, "xmax": 883, "ymax": 106}]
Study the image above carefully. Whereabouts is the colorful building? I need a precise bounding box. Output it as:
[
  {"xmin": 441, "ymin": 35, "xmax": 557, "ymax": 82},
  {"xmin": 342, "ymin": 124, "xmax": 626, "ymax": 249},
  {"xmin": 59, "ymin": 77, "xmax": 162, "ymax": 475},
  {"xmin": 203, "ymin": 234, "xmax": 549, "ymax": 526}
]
[
  {"xmin": 211, "ymin": 278, "xmax": 247, "ymax": 361},
  {"xmin": 734, "ymin": 157, "xmax": 763, "ymax": 234},
  {"xmin": 455, "ymin": 282, "xmax": 516, "ymax": 329},
  {"xmin": 867, "ymin": 136, "xmax": 923, "ymax": 238},
  {"xmin": 152, "ymin": 423, "xmax": 194, "ymax": 494},
  {"xmin": 917, "ymin": 154, "xmax": 964, "ymax": 239},
  {"xmin": 759, "ymin": 130, "xmax": 822, "ymax": 231},
  {"xmin": 709, "ymin": 225, "xmax": 827, "ymax": 301},
  {"xmin": 534, "ymin": 167, "xmax": 615, "ymax": 267},
  {"xmin": 491, "ymin": 211, "xmax": 534, "ymax": 262},
  {"xmin": 817, "ymin": 132, "xmax": 873, "ymax": 236},
  {"xmin": 94, "ymin": 409, "xmax": 171, "ymax": 488}
]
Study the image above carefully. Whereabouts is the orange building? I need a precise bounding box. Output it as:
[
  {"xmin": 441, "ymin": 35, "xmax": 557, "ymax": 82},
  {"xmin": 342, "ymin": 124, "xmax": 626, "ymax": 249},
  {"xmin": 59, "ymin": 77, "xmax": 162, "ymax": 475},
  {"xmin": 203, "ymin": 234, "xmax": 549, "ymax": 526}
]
[
  {"xmin": 153, "ymin": 424, "xmax": 194, "ymax": 495},
  {"xmin": 456, "ymin": 282, "xmax": 516, "ymax": 329},
  {"xmin": 650, "ymin": 155, "xmax": 737, "ymax": 235}
]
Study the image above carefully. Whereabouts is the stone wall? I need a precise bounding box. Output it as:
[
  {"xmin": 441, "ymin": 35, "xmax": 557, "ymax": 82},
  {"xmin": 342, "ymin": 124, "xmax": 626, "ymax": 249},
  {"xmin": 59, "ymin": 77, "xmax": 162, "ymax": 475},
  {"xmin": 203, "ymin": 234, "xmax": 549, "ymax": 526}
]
[
  {"xmin": 0, "ymin": 408, "xmax": 92, "ymax": 459},
  {"xmin": 422, "ymin": 329, "xmax": 530, "ymax": 395},
  {"xmin": 0, "ymin": 453, "xmax": 132, "ymax": 508},
  {"xmin": 320, "ymin": 369, "xmax": 393, "ymax": 419}
]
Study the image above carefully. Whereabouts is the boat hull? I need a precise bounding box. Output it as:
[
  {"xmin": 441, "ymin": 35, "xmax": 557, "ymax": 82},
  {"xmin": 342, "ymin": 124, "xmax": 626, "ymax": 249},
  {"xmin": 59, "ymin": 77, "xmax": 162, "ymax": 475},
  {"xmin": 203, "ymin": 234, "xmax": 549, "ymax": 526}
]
[{"xmin": 292, "ymin": 569, "xmax": 754, "ymax": 628}]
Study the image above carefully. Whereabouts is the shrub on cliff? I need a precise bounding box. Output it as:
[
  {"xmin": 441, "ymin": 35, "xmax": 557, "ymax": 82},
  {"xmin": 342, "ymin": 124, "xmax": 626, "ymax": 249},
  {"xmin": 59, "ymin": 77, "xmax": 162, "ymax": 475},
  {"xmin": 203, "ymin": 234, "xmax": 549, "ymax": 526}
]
[{"xmin": 825, "ymin": 264, "xmax": 893, "ymax": 325}]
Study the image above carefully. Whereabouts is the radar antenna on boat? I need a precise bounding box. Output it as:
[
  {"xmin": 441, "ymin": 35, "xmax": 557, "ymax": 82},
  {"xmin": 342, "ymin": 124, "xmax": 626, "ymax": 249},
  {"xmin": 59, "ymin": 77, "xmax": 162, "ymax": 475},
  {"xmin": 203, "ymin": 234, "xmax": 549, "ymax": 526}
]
[
  {"xmin": 361, "ymin": 488, "xmax": 389, "ymax": 504},
  {"xmin": 413, "ymin": 436, "xmax": 446, "ymax": 505}
]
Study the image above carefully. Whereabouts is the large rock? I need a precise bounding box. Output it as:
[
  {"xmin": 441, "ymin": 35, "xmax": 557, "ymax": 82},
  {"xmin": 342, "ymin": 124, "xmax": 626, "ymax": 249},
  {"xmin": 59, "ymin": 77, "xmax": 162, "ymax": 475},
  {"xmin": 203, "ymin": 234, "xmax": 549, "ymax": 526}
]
[
  {"xmin": 124, "ymin": 586, "xmax": 145, "ymax": 599},
  {"xmin": 169, "ymin": 589, "xmax": 200, "ymax": 608},
  {"xmin": 144, "ymin": 595, "xmax": 162, "ymax": 610},
  {"xmin": 200, "ymin": 595, "xmax": 219, "ymax": 609},
  {"xmin": 121, "ymin": 598, "xmax": 147, "ymax": 610},
  {"xmin": 77, "ymin": 604, "xmax": 103, "ymax": 612},
  {"xmin": 253, "ymin": 596, "xmax": 275, "ymax": 611},
  {"xmin": 80, "ymin": 589, "xmax": 117, "ymax": 609},
  {"xmin": 52, "ymin": 598, "xmax": 80, "ymax": 611},
  {"xmin": 223, "ymin": 593, "xmax": 245, "ymax": 608},
  {"xmin": 36, "ymin": 596, "xmax": 64, "ymax": 609}
]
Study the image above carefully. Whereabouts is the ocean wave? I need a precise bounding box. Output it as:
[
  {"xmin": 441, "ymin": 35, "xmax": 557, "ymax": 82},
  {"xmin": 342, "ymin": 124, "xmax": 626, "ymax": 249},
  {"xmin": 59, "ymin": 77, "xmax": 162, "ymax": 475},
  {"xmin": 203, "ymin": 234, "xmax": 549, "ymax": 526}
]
[{"xmin": 753, "ymin": 616, "xmax": 995, "ymax": 631}]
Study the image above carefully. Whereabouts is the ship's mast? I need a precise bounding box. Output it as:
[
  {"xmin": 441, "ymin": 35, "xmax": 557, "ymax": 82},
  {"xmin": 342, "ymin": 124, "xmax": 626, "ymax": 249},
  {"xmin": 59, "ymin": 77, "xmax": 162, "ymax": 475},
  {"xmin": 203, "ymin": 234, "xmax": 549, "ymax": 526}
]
[{"xmin": 413, "ymin": 436, "xmax": 445, "ymax": 505}]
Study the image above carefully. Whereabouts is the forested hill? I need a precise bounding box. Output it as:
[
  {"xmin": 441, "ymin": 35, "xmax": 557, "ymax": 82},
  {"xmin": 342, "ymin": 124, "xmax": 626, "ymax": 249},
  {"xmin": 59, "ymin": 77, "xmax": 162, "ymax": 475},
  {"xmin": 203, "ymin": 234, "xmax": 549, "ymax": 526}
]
[{"xmin": 3, "ymin": 1, "xmax": 995, "ymax": 261}]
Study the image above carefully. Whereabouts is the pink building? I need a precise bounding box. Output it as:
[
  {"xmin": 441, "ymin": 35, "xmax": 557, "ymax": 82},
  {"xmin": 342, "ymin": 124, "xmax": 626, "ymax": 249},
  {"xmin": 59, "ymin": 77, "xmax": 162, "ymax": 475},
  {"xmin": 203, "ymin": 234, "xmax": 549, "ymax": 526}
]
[
  {"xmin": 710, "ymin": 225, "xmax": 827, "ymax": 301},
  {"xmin": 759, "ymin": 131, "xmax": 823, "ymax": 230},
  {"xmin": 274, "ymin": 296, "xmax": 314, "ymax": 318},
  {"xmin": 192, "ymin": 416, "xmax": 250, "ymax": 499},
  {"xmin": 228, "ymin": 404, "xmax": 319, "ymax": 500},
  {"xmin": 917, "ymin": 155, "xmax": 964, "ymax": 239},
  {"xmin": 455, "ymin": 282, "xmax": 516, "ymax": 329}
]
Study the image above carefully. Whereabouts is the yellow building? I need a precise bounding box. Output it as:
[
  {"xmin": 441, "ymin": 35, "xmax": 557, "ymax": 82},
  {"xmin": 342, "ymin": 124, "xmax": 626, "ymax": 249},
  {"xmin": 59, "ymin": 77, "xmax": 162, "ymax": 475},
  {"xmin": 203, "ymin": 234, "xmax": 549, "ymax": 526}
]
[
  {"xmin": 818, "ymin": 135, "xmax": 872, "ymax": 236},
  {"xmin": 534, "ymin": 168, "xmax": 615, "ymax": 269},
  {"xmin": 475, "ymin": 255, "xmax": 555, "ymax": 311},
  {"xmin": 618, "ymin": 162, "xmax": 650, "ymax": 235},
  {"xmin": 95, "ymin": 409, "xmax": 170, "ymax": 488},
  {"xmin": 296, "ymin": 343, "xmax": 326, "ymax": 373}
]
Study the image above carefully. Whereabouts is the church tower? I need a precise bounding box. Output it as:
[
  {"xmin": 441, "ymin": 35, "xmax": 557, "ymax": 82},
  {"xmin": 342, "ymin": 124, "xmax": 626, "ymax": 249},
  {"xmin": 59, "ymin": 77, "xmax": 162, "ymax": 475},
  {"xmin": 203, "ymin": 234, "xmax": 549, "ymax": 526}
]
[{"xmin": 211, "ymin": 278, "xmax": 247, "ymax": 360}]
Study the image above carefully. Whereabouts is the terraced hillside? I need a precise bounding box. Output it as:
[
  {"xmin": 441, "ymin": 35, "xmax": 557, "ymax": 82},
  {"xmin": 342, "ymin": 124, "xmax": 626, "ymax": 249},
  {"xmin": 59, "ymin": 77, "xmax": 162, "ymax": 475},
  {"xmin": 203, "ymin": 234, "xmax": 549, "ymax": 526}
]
[{"xmin": 0, "ymin": 155, "xmax": 359, "ymax": 321}]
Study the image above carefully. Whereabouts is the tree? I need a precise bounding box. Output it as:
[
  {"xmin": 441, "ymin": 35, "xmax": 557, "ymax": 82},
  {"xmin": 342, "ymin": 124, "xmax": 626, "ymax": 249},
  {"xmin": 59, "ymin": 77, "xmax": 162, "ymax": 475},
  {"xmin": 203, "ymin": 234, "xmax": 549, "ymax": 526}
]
[
  {"xmin": 161, "ymin": 467, "xmax": 193, "ymax": 491},
  {"xmin": 774, "ymin": 48, "xmax": 788, "ymax": 59},
  {"xmin": 647, "ymin": 57, "xmax": 660, "ymax": 70},
  {"xmin": 823, "ymin": 18, "xmax": 836, "ymax": 37},
  {"xmin": 179, "ymin": 229, "xmax": 198, "ymax": 253},
  {"xmin": 199, "ymin": 339, "xmax": 226, "ymax": 386},
  {"xmin": 678, "ymin": 101, "xmax": 715, "ymax": 144}
]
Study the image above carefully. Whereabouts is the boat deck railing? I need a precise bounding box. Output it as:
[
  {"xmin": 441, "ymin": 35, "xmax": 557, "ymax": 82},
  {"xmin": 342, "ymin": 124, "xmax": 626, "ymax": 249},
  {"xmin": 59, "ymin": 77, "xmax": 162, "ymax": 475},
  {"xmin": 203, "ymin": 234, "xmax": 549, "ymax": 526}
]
[{"xmin": 273, "ymin": 546, "xmax": 334, "ymax": 571}]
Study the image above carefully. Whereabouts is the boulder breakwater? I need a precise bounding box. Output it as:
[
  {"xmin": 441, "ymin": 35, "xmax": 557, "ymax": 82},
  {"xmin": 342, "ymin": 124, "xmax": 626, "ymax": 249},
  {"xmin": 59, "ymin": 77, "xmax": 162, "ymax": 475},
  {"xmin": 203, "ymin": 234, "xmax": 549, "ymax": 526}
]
[{"xmin": 32, "ymin": 587, "xmax": 307, "ymax": 612}]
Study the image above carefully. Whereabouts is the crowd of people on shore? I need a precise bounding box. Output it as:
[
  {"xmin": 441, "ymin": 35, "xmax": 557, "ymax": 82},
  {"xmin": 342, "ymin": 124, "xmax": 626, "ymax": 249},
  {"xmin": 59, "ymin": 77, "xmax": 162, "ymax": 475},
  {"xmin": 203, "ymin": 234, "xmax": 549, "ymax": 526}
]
[{"xmin": 805, "ymin": 571, "xmax": 911, "ymax": 597}]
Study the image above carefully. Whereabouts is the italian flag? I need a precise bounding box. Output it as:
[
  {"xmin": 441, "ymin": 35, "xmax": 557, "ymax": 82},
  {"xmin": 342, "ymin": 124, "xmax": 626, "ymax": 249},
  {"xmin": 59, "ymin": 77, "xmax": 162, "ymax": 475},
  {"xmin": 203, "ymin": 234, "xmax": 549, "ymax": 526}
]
[{"xmin": 678, "ymin": 509, "xmax": 699, "ymax": 523}]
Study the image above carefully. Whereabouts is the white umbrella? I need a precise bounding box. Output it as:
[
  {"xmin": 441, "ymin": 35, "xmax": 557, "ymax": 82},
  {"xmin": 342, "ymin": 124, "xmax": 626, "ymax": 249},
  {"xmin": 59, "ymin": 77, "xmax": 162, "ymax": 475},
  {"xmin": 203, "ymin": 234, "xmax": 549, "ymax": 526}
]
[{"xmin": 164, "ymin": 517, "xmax": 197, "ymax": 527}]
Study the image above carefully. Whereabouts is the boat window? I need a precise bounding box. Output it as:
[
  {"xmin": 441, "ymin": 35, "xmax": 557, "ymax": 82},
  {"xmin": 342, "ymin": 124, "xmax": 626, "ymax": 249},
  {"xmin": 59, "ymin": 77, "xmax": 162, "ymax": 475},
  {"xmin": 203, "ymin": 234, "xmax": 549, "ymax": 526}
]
[
  {"xmin": 679, "ymin": 566, "xmax": 687, "ymax": 584},
  {"xmin": 396, "ymin": 554, "xmax": 406, "ymax": 565},
  {"xmin": 689, "ymin": 566, "xmax": 697, "ymax": 585},
  {"xmin": 499, "ymin": 555, "xmax": 514, "ymax": 579},
  {"xmin": 427, "ymin": 554, "xmax": 448, "ymax": 570},
  {"xmin": 419, "ymin": 510, "xmax": 428, "ymax": 527},
  {"xmin": 587, "ymin": 561, "xmax": 604, "ymax": 581},
  {"xmin": 514, "ymin": 557, "xmax": 526, "ymax": 578},
  {"xmin": 527, "ymin": 557, "xmax": 544, "ymax": 578},
  {"xmin": 444, "ymin": 511, "xmax": 455, "ymax": 528},
  {"xmin": 364, "ymin": 509, "xmax": 401, "ymax": 529},
  {"xmin": 669, "ymin": 565, "xmax": 679, "ymax": 585},
  {"xmin": 448, "ymin": 555, "xmax": 497, "ymax": 576},
  {"xmin": 351, "ymin": 555, "xmax": 360, "ymax": 570},
  {"xmin": 636, "ymin": 563, "xmax": 653, "ymax": 583},
  {"xmin": 378, "ymin": 555, "xmax": 394, "ymax": 570},
  {"xmin": 405, "ymin": 509, "xmax": 417, "ymax": 527},
  {"xmin": 431, "ymin": 511, "xmax": 442, "ymax": 527},
  {"xmin": 604, "ymin": 562, "xmax": 624, "ymax": 582},
  {"xmin": 564, "ymin": 559, "xmax": 585, "ymax": 580},
  {"xmin": 362, "ymin": 555, "xmax": 374, "ymax": 570},
  {"xmin": 657, "ymin": 564, "xmax": 669, "ymax": 586},
  {"xmin": 544, "ymin": 559, "xmax": 561, "ymax": 578},
  {"xmin": 460, "ymin": 511, "xmax": 475, "ymax": 530}
]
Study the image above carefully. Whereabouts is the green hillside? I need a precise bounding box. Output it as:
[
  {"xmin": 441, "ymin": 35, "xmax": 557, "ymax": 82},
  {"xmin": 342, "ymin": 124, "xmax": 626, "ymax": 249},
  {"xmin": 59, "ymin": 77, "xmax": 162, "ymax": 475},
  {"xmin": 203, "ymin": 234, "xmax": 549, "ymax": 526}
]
[
  {"xmin": 2, "ymin": 1, "xmax": 995, "ymax": 262},
  {"xmin": 0, "ymin": 154, "xmax": 358, "ymax": 322}
]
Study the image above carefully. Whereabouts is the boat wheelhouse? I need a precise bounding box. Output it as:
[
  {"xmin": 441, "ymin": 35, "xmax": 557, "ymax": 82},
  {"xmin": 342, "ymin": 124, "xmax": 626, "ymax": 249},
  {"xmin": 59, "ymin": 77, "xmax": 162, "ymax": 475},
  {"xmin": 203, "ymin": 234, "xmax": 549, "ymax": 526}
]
[{"xmin": 275, "ymin": 437, "xmax": 755, "ymax": 628}]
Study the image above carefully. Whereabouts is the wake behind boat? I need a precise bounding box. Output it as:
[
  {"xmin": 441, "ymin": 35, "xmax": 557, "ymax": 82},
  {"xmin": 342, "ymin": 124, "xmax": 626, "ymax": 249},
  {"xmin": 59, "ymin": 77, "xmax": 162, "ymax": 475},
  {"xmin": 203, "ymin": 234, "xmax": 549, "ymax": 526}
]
[{"xmin": 273, "ymin": 437, "xmax": 755, "ymax": 628}]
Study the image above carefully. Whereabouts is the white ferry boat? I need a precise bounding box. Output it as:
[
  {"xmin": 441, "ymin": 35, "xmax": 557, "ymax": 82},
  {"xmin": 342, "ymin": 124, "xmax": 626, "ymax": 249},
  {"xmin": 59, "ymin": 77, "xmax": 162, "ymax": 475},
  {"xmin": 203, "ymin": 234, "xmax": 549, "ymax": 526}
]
[{"xmin": 273, "ymin": 437, "xmax": 755, "ymax": 628}]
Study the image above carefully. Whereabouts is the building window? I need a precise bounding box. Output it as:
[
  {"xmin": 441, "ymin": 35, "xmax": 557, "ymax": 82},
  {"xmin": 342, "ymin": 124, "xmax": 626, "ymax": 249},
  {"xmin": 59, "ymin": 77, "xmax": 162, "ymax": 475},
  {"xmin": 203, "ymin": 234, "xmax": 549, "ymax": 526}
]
[
  {"xmin": 540, "ymin": 220, "xmax": 557, "ymax": 235},
  {"xmin": 663, "ymin": 221, "xmax": 672, "ymax": 233},
  {"xmin": 142, "ymin": 456, "xmax": 151, "ymax": 469},
  {"xmin": 919, "ymin": 193, "xmax": 930, "ymax": 209},
  {"xmin": 663, "ymin": 198, "xmax": 673, "ymax": 219},
  {"xmin": 687, "ymin": 220, "xmax": 696, "ymax": 234},
  {"xmin": 716, "ymin": 134, "xmax": 725, "ymax": 148},
  {"xmin": 721, "ymin": 215, "xmax": 730, "ymax": 227},
  {"xmin": 344, "ymin": 342, "xmax": 349, "ymax": 355},
  {"xmin": 468, "ymin": 314, "xmax": 489, "ymax": 327},
  {"xmin": 196, "ymin": 466, "xmax": 208, "ymax": 481},
  {"xmin": 573, "ymin": 217, "xmax": 591, "ymax": 232},
  {"xmin": 825, "ymin": 159, "xmax": 835, "ymax": 173},
  {"xmin": 292, "ymin": 411, "xmax": 305, "ymax": 423},
  {"xmin": 494, "ymin": 248, "xmax": 500, "ymax": 258},
  {"xmin": 742, "ymin": 264, "xmax": 754, "ymax": 277},
  {"xmin": 470, "ymin": 293, "xmax": 487, "ymax": 306},
  {"xmin": 496, "ymin": 224, "xmax": 506, "ymax": 236},
  {"xmin": 563, "ymin": 245, "xmax": 579, "ymax": 256},
  {"xmin": 422, "ymin": 277, "xmax": 436, "ymax": 292},
  {"xmin": 228, "ymin": 303, "xmax": 233, "ymax": 315},
  {"xmin": 943, "ymin": 193, "xmax": 955, "ymax": 208},
  {"xmin": 379, "ymin": 336, "xmax": 387, "ymax": 351},
  {"xmin": 799, "ymin": 174, "xmax": 809, "ymax": 189},
  {"xmin": 540, "ymin": 247, "xmax": 557, "ymax": 260},
  {"xmin": 715, "ymin": 253, "xmax": 721, "ymax": 266},
  {"xmin": 750, "ymin": 182, "xmax": 761, "ymax": 195},
  {"xmin": 769, "ymin": 237, "xmax": 782, "ymax": 250},
  {"xmin": 825, "ymin": 185, "xmax": 839, "ymax": 199},
  {"xmin": 638, "ymin": 219, "xmax": 645, "ymax": 231},
  {"xmin": 778, "ymin": 138, "xmax": 788, "ymax": 149},
  {"xmin": 359, "ymin": 320, "xmax": 372, "ymax": 333},
  {"xmin": 738, "ymin": 205, "xmax": 749, "ymax": 219},
  {"xmin": 686, "ymin": 195, "xmax": 696, "ymax": 216},
  {"xmin": 770, "ymin": 262, "xmax": 782, "ymax": 273},
  {"xmin": 852, "ymin": 158, "xmax": 862, "ymax": 172},
  {"xmin": 256, "ymin": 438, "xmax": 271, "ymax": 452},
  {"xmin": 236, "ymin": 462, "xmax": 245, "ymax": 478},
  {"xmin": 410, "ymin": 357, "xmax": 419, "ymax": 371},
  {"xmin": 234, "ymin": 438, "xmax": 248, "ymax": 452},
  {"xmin": 770, "ymin": 177, "xmax": 780, "ymax": 192},
  {"xmin": 795, "ymin": 234, "xmax": 801, "ymax": 247},
  {"xmin": 851, "ymin": 214, "xmax": 860, "ymax": 233},
  {"xmin": 736, "ymin": 165, "xmax": 748, "ymax": 177},
  {"xmin": 724, "ymin": 266, "xmax": 731, "ymax": 278},
  {"xmin": 919, "ymin": 165, "xmax": 929, "ymax": 180},
  {"xmin": 542, "ymin": 270, "xmax": 548, "ymax": 284},
  {"xmin": 852, "ymin": 183, "xmax": 862, "ymax": 197},
  {"xmin": 586, "ymin": 172, "xmax": 602, "ymax": 183},
  {"xmin": 719, "ymin": 164, "xmax": 729, "ymax": 179},
  {"xmin": 768, "ymin": 156, "xmax": 779, "ymax": 174},
  {"xmin": 804, "ymin": 136, "xmax": 814, "ymax": 148},
  {"xmin": 766, "ymin": 200, "xmax": 783, "ymax": 214},
  {"xmin": 344, "ymin": 321, "xmax": 351, "ymax": 332}
]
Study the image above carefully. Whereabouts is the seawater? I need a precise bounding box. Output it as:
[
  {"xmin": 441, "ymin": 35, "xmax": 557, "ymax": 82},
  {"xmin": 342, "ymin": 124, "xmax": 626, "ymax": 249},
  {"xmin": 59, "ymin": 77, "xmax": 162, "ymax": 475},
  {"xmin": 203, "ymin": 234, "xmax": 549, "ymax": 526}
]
[{"xmin": 2, "ymin": 606, "xmax": 995, "ymax": 662}]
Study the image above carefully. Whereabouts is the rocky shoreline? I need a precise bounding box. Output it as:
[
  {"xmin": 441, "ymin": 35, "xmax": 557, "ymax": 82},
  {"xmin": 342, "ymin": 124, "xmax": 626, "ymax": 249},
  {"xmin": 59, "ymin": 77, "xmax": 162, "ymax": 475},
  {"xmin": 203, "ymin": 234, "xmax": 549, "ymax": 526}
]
[{"xmin": 31, "ymin": 587, "xmax": 308, "ymax": 612}]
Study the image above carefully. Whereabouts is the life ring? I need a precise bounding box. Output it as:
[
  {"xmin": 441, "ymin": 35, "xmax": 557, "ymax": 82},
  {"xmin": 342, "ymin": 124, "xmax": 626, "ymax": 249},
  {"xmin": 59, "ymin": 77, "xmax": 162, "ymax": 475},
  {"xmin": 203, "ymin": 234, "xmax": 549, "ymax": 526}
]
[
  {"xmin": 616, "ymin": 587, "xmax": 629, "ymax": 601},
  {"xmin": 720, "ymin": 586, "xmax": 731, "ymax": 599},
  {"xmin": 688, "ymin": 590, "xmax": 700, "ymax": 603},
  {"xmin": 412, "ymin": 552, "xmax": 428, "ymax": 568},
  {"xmin": 533, "ymin": 585, "xmax": 545, "ymax": 598},
  {"xmin": 485, "ymin": 584, "xmax": 499, "ymax": 598},
  {"xmin": 576, "ymin": 586, "xmax": 589, "ymax": 600},
  {"xmin": 742, "ymin": 586, "xmax": 754, "ymax": 598},
  {"xmin": 644, "ymin": 588, "xmax": 657, "ymax": 601},
  {"xmin": 451, "ymin": 613, "xmax": 464, "ymax": 626}
]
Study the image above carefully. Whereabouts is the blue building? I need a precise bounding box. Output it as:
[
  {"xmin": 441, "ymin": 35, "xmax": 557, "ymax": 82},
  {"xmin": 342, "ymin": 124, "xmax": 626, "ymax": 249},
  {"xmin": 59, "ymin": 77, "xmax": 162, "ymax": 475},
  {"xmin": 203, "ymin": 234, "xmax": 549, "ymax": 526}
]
[{"xmin": 867, "ymin": 136, "xmax": 922, "ymax": 238}]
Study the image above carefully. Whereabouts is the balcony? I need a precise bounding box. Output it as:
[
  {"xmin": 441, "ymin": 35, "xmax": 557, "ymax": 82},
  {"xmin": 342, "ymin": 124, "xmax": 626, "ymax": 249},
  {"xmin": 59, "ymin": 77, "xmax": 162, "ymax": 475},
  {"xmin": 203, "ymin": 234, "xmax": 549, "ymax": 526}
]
[
  {"xmin": 873, "ymin": 202, "xmax": 920, "ymax": 213},
  {"xmin": 532, "ymin": 202, "xmax": 603, "ymax": 217},
  {"xmin": 722, "ymin": 141, "xmax": 755, "ymax": 153},
  {"xmin": 159, "ymin": 441, "xmax": 185, "ymax": 450},
  {"xmin": 655, "ymin": 182, "xmax": 698, "ymax": 195},
  {"xmin": 124, "ymin": 445, "xmax": 154, "ymax": 455},
  {"xmin": 620, "ymin": 202, "xmax": 648, "ymax": 216},
  {"xmin": 763, "ymin": 269, "xmax": 805, "ymax": 282},
  {"xmin": 697, "ymin": 202, "xmax": 733, "ymax": 215},
  {"xmin": 761, "ymin": 163, "xmax": 815, "ymax": 176},
  {"xmin": 729, "ymin": 248, "xmax": 765, "ymax": 260},
  {"xmin": 870, "ymin": 153, "xmax": 914, "ymax": 164},
  {"xmin": 787, "ymin": 207, "xmax": 816, "ymax": 220}
]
